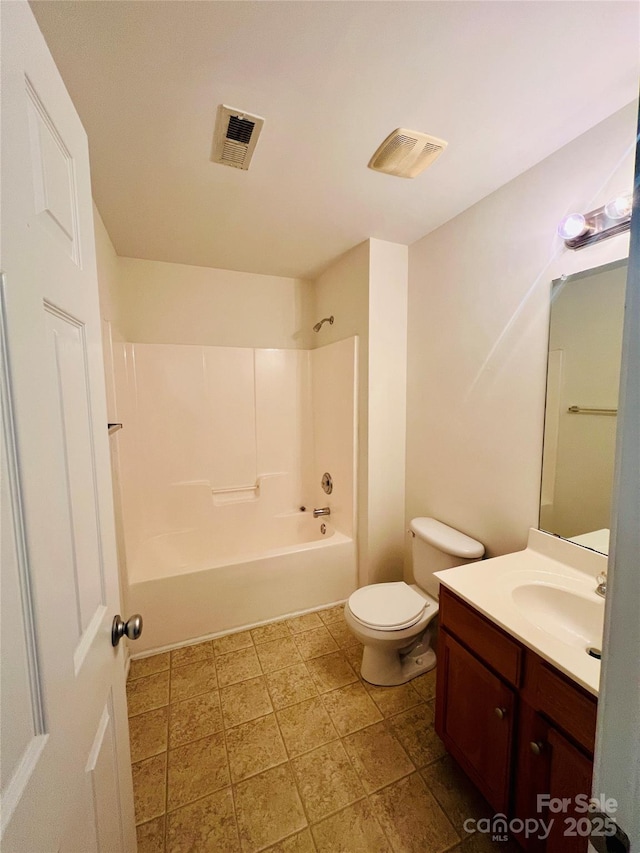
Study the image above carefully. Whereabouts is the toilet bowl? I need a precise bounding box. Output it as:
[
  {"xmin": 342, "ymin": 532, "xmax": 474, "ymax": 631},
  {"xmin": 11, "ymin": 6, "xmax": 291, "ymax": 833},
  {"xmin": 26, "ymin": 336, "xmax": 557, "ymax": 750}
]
[
  {"xmin": 345, "ymin": 518, "xmax": 484, "ymax": 686},
  {"xmin": 344, "ymin": 582, "xmax": 438, "ymax": 686}
]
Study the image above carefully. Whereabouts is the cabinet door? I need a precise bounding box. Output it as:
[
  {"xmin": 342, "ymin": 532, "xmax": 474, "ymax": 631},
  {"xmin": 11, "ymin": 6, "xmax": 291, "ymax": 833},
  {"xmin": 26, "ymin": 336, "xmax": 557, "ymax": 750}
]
[
  {"xmin": 436, "ymin": 630, "xmax": 516, "ymax": 812},
  {"xmin": 515, "ymin": 704, "xmax": 593, "ymax": 853},
  {"xmin": 544, "ymin": 727, "xmax": 593, "ymax": 853}
]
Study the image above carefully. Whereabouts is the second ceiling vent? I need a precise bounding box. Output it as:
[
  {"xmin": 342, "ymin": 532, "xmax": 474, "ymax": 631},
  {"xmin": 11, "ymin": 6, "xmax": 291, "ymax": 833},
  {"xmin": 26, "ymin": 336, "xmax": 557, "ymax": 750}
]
[
  {"xmin": 211, "ymin": 105, "xmax": 264, "ymax": 171},
  {"xmin": 368, "ymin": 128, "xmax": 448, "ymax": 178}
]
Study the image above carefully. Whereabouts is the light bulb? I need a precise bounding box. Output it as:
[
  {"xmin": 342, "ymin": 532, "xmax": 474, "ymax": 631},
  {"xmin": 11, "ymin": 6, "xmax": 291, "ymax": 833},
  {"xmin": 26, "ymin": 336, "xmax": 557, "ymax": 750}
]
[
  {"xmin": 557, "ymin": 213, "xmax": 589, "ymax": 241},
  {"xmin": 604, "ymin": 193, "xmax": 632, "ymax": 221}
]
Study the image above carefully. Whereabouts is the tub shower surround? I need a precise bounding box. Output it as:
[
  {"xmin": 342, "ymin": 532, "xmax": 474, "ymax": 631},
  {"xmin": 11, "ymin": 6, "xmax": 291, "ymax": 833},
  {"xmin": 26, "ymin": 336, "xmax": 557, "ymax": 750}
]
[{"xmin": 112, "ymin": 338, "xmax": 358, "ymax": 652}]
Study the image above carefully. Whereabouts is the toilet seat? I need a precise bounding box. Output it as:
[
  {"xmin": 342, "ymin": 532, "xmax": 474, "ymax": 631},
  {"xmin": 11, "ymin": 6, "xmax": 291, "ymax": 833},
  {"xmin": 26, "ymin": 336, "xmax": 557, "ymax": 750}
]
[{"xmin": 348, "ymin": 582, "xmax": 429, "ymax": 631}]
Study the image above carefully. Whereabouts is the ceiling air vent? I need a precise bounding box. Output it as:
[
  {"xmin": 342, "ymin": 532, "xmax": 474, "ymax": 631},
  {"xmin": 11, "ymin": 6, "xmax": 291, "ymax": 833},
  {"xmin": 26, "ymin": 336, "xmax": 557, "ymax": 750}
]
[
  {"xmin": 211, "ymin": 105, "xmax": 264, "ymax": 171},
  {"xmin": 368, "ymin": 128, "xmax": 448, "ymax": 178}
]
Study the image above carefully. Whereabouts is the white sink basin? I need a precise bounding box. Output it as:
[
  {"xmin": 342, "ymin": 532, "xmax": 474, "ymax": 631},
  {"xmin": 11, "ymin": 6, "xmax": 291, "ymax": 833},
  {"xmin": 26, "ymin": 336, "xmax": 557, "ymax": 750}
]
[
  {"xmin": 435, "ymin": 529, "xmax": 610, "ymax": 695},
  {"xmin": 511, "ymin": 582, "xmax": 604, "ymax": 649}
]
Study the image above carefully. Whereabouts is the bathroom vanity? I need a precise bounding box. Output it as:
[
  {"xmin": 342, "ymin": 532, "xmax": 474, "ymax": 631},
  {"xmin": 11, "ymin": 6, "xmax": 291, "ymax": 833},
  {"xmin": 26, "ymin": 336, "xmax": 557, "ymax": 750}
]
[{"xmin": 434, "ymin": 529, "xmax": 604, "ymax": 853}]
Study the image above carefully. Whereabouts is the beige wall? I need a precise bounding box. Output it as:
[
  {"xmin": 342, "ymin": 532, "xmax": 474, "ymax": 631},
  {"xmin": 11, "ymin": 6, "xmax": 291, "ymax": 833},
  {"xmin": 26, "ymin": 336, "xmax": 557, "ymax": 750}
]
[
  {"xmin": 312, "ymin": 242, "xmax": 370, "ymax": 580},
  {"xmin": 312, "ymin": 238, "xmax": 408, "ymax": 585},
  {"xmin": 406, "ymin": 101, "xmax": 636, "ymax": 563},
  {"xmin": 92, "ymin": 206, "xmax": 129, "ymax": 612},
  {"xmin": 117, "ymin": 257, "xmax": 314, "ymax": 349},
  {"xmin": 367, "ymin": 240, "xmax": 408, "ymax": 583},
  {"xmin": 94, "ymin": 205, "xmax": 123, "ymax": 338}
]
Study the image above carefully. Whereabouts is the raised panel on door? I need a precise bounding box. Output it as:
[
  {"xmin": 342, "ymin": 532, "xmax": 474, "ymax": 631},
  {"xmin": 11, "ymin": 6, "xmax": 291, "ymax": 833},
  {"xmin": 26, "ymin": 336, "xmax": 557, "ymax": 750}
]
[
  {"xmin": 44, "ymin": 303, "xmax": 107, "ymax": 666},
  {"xmin": 436, "ymin": 630, "xmax": 515, "ymax": 813},
  {"xmin": 0, "ymin": 300, "xmax": 47, "ymax": 835}
]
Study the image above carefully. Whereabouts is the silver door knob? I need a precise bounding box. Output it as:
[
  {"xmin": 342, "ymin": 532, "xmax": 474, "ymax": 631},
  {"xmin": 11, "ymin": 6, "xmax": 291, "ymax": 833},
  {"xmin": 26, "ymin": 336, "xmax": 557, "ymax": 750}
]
[{"xmin": 111, "ymin": 614, "xmax": 143, "ymax": 647}]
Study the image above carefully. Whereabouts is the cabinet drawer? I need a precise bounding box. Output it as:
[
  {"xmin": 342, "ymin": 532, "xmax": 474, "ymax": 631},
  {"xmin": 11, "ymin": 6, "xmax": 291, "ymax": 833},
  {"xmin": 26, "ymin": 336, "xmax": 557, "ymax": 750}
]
[
  {"xmin": 439, "ymin": 588, "xmax": 523, "ymax": 686},
  {"xmin": 524, "ymin": 656, "xmax": 597, "ymax": 754}
]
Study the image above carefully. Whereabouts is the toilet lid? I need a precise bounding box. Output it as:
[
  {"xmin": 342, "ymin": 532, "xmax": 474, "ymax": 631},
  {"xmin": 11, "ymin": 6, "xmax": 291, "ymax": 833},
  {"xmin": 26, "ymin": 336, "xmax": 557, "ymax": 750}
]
[{"xmin": 349, "ymin": 582, "xmax": 427, "ymax": 630}]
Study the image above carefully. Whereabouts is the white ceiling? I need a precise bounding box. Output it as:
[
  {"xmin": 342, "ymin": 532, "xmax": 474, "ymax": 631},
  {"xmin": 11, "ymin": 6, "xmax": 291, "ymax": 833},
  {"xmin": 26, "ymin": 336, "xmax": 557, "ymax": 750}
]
[{"xmin": 31, "ymin": 1, "xmax": 639, "ymax": 280}]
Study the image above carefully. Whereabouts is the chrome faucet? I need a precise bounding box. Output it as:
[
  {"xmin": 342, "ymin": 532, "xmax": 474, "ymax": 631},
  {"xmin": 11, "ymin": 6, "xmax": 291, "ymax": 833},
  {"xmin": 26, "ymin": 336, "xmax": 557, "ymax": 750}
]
[
  {"xmin": 313, "ymin": 507, "xmax": 330, "ymax": 518},
  {"xmin": 595, "ymin": 573, "xmax": 607, "ymax": 598}
]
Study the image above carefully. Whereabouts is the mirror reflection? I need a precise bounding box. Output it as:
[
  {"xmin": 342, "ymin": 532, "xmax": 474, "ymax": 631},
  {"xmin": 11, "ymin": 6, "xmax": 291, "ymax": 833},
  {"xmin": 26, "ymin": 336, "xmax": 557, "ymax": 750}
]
[{"xmin": 540, "ymin": 259, "xmax": 627, "ymax": 555}]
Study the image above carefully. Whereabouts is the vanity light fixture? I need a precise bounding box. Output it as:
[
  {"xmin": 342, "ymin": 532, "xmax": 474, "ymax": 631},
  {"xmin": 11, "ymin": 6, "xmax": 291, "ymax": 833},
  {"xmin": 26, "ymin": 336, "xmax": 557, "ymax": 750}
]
[{"xmin": 557, "ymin": 191, "xmax": 633, "ymax": 249}]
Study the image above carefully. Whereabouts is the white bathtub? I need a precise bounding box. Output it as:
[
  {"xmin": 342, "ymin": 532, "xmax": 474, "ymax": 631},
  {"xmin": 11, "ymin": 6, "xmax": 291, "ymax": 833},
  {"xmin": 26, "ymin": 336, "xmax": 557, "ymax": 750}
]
[{"xmin": 126, "ymin": 516, "xmax": 357, "ymax": 654}]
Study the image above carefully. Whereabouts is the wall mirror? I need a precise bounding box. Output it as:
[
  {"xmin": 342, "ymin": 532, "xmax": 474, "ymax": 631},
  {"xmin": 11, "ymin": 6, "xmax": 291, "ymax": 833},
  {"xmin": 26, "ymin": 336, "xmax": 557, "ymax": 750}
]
[{"xmin": 539, "ymin": 258, "xmax": 628, "ymax": 555}]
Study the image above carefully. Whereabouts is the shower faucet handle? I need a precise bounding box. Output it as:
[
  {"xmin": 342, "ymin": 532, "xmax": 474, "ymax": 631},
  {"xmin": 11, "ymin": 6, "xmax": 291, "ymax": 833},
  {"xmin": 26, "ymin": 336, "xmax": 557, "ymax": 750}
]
[{"xmin": 313, "ymin": 507, "xmax": 331, "ymax": 518}]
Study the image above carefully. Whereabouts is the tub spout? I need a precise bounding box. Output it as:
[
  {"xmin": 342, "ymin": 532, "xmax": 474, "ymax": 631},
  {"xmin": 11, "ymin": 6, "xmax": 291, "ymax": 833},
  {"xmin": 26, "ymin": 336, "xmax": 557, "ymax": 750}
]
[{"xmin": 313, "ymin": 507, "xmax": 331, "ymax": 518}]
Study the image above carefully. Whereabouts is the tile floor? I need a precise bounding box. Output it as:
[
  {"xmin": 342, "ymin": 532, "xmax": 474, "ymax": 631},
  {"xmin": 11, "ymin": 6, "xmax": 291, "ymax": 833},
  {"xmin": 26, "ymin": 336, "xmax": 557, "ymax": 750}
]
[{"xmin": 127, "ymin": 605, "xmax": 520, "ymax": 853}]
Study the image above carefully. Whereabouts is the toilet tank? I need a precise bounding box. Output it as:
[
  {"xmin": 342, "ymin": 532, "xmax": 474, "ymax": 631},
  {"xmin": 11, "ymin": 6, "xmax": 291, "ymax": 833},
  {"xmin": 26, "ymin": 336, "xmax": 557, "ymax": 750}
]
[{"xmin": 410, "ymin": 517, "xmax": 484, "ymax": 599}]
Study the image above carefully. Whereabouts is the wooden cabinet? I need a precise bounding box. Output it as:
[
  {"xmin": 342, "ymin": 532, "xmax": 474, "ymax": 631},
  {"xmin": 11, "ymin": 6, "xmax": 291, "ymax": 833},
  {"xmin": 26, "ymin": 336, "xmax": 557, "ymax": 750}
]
[
  {"xmin": 437, "ymin": 631, "xmax": 516, "ymax": 812},
  {"xmin": 436, "ymin": 587, "xmax": 597, "ymax": 852}
]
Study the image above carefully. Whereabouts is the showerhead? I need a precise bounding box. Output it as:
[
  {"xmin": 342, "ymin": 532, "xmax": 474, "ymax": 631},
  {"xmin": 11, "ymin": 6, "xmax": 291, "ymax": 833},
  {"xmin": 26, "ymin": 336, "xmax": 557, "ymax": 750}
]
[{"xmin": 313, "ymin": 316, "xmax": 334, "ymax": 332}]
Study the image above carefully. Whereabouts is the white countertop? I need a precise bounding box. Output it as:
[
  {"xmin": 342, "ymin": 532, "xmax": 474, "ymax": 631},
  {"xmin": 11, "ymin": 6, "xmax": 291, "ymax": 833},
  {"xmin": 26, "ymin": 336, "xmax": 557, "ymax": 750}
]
[{"xmin": 435, "ymin": 528, "xmax": 607, "ymax": 696}]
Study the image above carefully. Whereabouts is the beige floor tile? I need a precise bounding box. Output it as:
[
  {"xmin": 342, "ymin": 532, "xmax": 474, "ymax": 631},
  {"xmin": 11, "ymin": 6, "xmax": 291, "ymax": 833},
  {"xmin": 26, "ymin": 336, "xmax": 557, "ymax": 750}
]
[
  {"xmin": 166, "ymin": 787, "xmax": 240, "ymax": 853},
  {"xmin": 342, "ymin": 720, "xmax": 415, "ymax": 793},
  {"xmin": 265, "ymin": 664, "xmax": 318, "ymax": 710},
  {"xmin": 343, "ymin": 645, "xmax": 363, "ymax": 676},
  {"xmin": 387, "ymin": 703, "xmax": 446, "ymax": 768},
  {"xmin": 286, "ymin": 612, "xmax": 323, "ymax": 634},
  {"xmin": 290, "ymin": 740, "xmax": 364, "ymax": 823},
  {"xmin": 318, "ymin": 604, "xmax": 346, "ymax": 625},
  {"xmin": 364, "ymin": 681, "xmax": 422, "ymax": 717},
  {"xmin": 216, "ymin": 646, "xmax": 263, "ymax": 687},
  {"xmin": 170, "ymin": 658, "xmax": 218, "ymax": 703},
  {"xmin": 251, "ymin": 622, "xmax": 291, "ymax": 645},
  {"xmin": 412, "ymin": 669, "xmax": 437, "ymax": 701},
  {"xmin": 226, "ymin": 714, "xmax": 288, "ymax": 782},
  {"xmin": 132, "ymin": 753, "xmax": 167, "ymax": 825},
  {"xmin": 129, "ymin": 653, "xmax": 170, "ymax": 681},
  {"xmin": 167, "ymin": 731, "xmax": 229, "ymax": 810},
  {"xmin": 129, "ymin": 706, "xmax": 169, "ymax": 763},
  {"xmin": 213, "ymin": 630, "xmax": 254, "ymax": 656},
  {"xmin": 136, "ymin": 815, "xmax": 165, "ymax": 853},
  {"xmin": 264, "ymin": 828, "xmax": 316, "ymax": 853},
  {"xmin": 276, "ymin": 697, "xmax": 338, "ymax": 758},
  {"xmin": 221, "ymin": 675, "xmax": 273, "ymax": 728},
  {"xmin": 322, "ymin": 682, "xmax": 383, "ymax": 735},
  {"xmin": 170, "ymin": 640, "xmax": 213, "ymax": 668},
  {"xmin": 421, "ymin": 754, "xmax": 492, "ymax": 836},
  {"xmin": 305, "ymin": 652, "xmax": 357, "ymax": 694},
  {"xmin": 294, "ymin": 627, "xmax": 340, "ymax": 660},
  {"xmin": 311, "ymin": 799, "xmax": 391, "ymax": 853},
  {"xmin": 326, "ymin": 620, "xmax": 360, "ymax": 650},
  {"xmin": 127, "ymin": 670, "xmax": 170, "ymax": 717},
  {"xmin": 234, "ymin": 763, "xmax": 307, "ymax": 853},
  {"xmin": 168, "ymin": 689, "xmax": 222, "ymax": 747},
  {"xmin": 255, "ymin": 637, "xmax": 302, "ymax": 673},
  {"xmin": 370, "ymin": 772, "xmax": 459, "ymax": 853}
]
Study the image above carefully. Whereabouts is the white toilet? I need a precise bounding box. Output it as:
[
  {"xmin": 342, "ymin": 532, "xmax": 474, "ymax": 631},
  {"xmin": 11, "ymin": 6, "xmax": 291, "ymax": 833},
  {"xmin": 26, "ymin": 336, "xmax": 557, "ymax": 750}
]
[{"xmin": 344, "ymin": 518, "xmax": 484, "ymax": 686}]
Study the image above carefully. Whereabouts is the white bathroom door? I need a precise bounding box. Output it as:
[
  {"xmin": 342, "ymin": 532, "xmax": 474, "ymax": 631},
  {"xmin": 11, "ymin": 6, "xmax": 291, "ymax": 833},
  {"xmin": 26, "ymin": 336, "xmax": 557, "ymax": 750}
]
[{"xmin": 0, "ymin": 2, "xmax": 136, "ymax": 850}]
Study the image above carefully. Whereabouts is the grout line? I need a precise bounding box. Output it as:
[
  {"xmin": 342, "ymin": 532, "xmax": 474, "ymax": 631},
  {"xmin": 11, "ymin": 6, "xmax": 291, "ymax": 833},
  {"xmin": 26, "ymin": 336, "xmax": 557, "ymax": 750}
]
[
  {"xmin": 217, "ymin": 677, "xmax": 243, "ymax": 851},
  {"xmin": 162, "ymin": 662, "xmax": 171, "ymax": 853}
]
